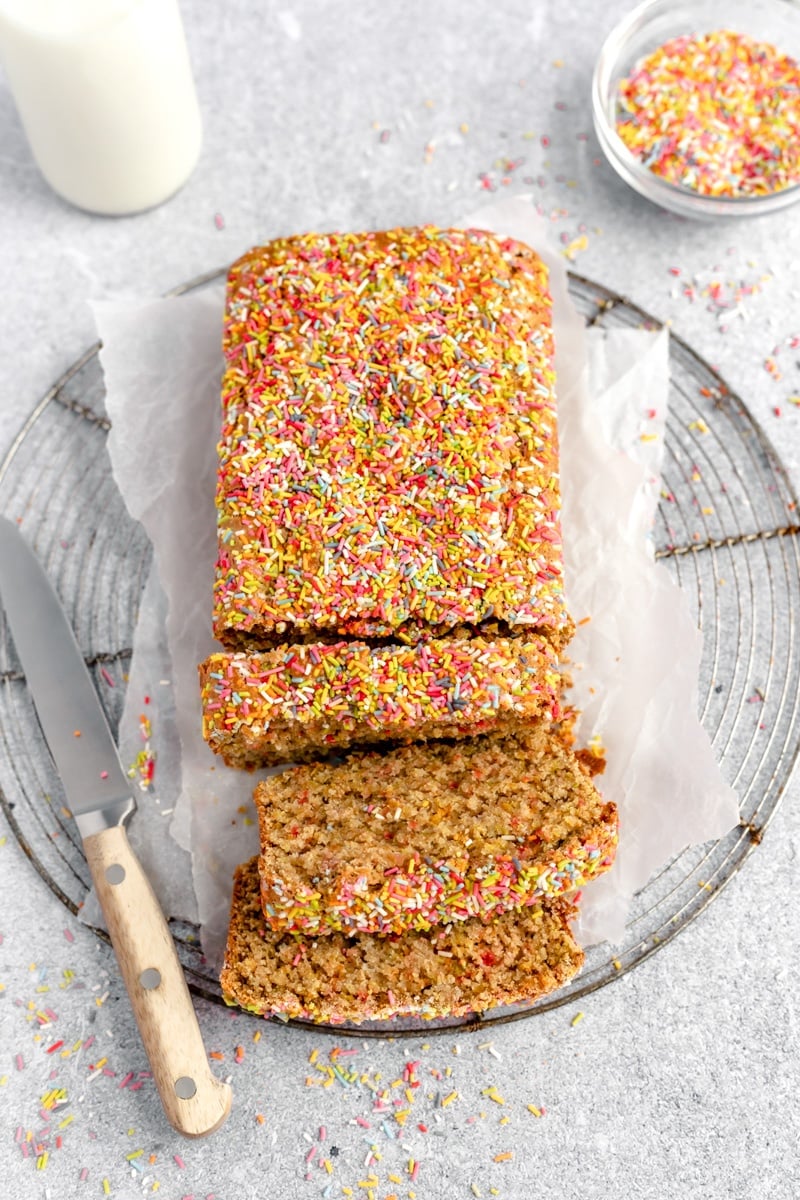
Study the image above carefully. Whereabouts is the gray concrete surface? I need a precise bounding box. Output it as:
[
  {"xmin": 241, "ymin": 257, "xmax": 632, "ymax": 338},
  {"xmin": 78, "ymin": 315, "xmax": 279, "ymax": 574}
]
[{"xmin": 1, "ymin": 2, "xmax": 799, "ymax": 1198}]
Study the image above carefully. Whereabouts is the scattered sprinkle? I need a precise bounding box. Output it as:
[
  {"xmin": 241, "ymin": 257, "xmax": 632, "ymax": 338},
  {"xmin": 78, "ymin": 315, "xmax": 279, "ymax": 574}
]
[{"xmin": 127, "ymin": 707, "xmax": 156, "ymax": 790}]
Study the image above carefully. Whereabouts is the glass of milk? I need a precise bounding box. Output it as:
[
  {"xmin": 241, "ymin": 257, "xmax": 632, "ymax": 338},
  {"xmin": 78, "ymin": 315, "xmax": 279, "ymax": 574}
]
[{"xmin": 0, "ymin": 0, "xmax": 202, "ymax": 215}]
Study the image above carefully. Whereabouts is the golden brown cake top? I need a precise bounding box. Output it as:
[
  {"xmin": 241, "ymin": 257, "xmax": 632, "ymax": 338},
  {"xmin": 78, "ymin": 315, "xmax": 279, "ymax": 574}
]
[{"xmin": 213, "ymin": 225, "xmax": 569, "ymax": 646}]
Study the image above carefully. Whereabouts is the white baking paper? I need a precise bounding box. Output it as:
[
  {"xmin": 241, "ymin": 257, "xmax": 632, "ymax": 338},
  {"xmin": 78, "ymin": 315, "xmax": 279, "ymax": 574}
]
[
  {"xmin": 79, "ymin": 567, "xmax": 197, "ymax": 929},
  {"xmin": 92, "ymin": 197, "xmax": 739, "ymax": 963}
]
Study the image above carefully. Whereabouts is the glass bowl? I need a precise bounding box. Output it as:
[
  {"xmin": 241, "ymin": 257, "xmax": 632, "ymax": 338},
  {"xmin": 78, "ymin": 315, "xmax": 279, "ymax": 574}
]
[{"xmin": 592, "ymin": 0, "xmax": 800, "ymax": 219}]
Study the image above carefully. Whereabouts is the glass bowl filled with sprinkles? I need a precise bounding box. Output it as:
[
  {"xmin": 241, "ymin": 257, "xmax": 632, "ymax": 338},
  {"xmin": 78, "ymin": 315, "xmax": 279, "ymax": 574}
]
[{"xmin": 592, "ymin": 0, "xmax": 800, "ymax": 218}]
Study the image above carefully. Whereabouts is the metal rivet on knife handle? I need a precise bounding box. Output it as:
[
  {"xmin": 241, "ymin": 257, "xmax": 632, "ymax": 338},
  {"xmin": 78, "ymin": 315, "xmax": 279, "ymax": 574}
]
[
  {"xmin": 105, "ymin": 863, "xmax": 126, "ymax": 885},
  {"xmin": 175, "ymin": 1077, "xmax": 198, "ymax": 1100},
  {"xmin": 139, "ymin": 968, "xmax": 162, "ymax": 990}
]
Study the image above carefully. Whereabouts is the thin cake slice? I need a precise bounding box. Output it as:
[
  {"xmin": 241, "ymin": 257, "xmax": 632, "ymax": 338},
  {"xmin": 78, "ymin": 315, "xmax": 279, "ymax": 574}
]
[
  {"xmin": 213, "ymin": 226, "xmax": 571, "ymax": 650},
  {"xmin": 199, "ymin": 636, "xmax": 562, "ymax": 768},
  {"xmin": 254, "ymin": 726, "xmax": 617, "ymax": 936},
  {"xmin": 221, "ymin": 857, "xmax": 584, "ymax": 1024}
]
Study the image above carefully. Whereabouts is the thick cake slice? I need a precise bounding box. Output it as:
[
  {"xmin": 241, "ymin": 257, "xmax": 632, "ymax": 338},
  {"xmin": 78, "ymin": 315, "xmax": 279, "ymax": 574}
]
[
  {"xmin": 254, "ymin": 726, "xmax": 617, "ymax": 936},
  {"xmin": 199, "ymin": 636, "xmax": 562, "ymax": 768},
  {"xmin": 221, "ymin": 857, "xmax": 584, "ymax": 1024},
  {"xmin": 213, "ymin": 226, "xmax": 570, "ymax": 650}
]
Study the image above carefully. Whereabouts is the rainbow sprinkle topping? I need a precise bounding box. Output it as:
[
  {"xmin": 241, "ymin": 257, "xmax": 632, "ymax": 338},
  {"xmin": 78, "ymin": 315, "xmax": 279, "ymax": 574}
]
[
  {"xmin": 616, "ymin": 29, "xmax": 800, "ymax": 198},
  {"xmin": 213, "ymin": 226, "xmax": 569, "ymax": 647},
  {"xmin": 259, "ymin": 831, "xmax": 618, "ymax": 937}
]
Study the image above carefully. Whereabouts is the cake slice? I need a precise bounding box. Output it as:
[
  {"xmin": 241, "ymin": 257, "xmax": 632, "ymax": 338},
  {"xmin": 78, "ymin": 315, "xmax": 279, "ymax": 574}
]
[
  {"xmin": 199, "ymin": 636, "xmax": 562, "ymax": 768},
  {"xmin": 213, "ymin": 225, "xmax": 571, "ymax": 651},
  {"xmin": 254, "ymin": 726, "xmax": 617, "ymax": 936},
  {"xmin": 221, "ymin": 857, "xmax": 584, "ymax": 1024}
]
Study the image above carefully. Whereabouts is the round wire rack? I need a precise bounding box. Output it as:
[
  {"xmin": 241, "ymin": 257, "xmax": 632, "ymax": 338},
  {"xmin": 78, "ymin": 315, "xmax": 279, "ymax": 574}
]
[{"xmin": 1, "ymin": 271, "xmax": 798, "ymax": 1038}]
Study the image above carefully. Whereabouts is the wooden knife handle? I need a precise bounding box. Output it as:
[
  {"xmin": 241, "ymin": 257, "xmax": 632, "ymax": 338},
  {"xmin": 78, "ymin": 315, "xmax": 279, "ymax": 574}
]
[{"xmin": 84, "ymin": 824, "xmax": 232, "ymax": 1137}]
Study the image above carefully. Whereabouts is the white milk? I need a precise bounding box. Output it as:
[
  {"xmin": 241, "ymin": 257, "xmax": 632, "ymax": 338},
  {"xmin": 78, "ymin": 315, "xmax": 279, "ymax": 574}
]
[{"xmin": 0, "ymin": 0, "xmax": 202, "ymax": 214}]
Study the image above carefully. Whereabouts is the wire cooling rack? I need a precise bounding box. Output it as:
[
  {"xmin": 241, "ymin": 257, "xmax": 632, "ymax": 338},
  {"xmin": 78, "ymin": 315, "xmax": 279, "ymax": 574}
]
[{"xmin": 1, "ymin": 271, "xmax": 798, "ymax": 1037}]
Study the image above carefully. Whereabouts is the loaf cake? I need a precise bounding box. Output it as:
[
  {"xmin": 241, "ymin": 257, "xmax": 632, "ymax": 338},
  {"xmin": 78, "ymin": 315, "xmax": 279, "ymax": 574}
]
[
  {"xmin": 212, "ymin": 226, "xmax": 570, "ymax": 651},
  {"xmin": 199, "ymin": 636, "xmax": 562, "ymax": 767},
  {"xmin": 211, "ymin": 226, "xmax": 604, "ymax": 1023},
  {"xmin": 254, "ymin": 726, "xmax": 618, "ymax": 935},
  {"xmin": 221, "ymin": 857, "xmax": 584, "ymax": 1024}
]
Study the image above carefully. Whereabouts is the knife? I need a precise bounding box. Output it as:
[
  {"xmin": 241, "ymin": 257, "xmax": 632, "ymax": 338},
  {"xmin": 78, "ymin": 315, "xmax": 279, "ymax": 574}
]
[{"xmin": 0, "ymin": 517, "xmax": 231, "ymax": 1138}]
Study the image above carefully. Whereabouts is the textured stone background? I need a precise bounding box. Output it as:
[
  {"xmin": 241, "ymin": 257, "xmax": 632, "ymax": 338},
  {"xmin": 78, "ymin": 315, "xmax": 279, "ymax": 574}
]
[{"xmin": 1, "ymin": 2, "xmax": 799, "ymax": 1198}]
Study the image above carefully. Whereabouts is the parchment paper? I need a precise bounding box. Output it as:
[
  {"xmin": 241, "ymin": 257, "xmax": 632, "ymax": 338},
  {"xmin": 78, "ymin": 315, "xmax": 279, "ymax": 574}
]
[{"xmin": 93, "ymin": 197, "xmax": 739, "ymax": 963}]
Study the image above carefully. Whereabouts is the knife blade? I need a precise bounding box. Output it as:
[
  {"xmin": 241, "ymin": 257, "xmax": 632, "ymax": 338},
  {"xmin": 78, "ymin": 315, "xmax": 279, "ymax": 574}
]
[{"xmin": 0, "ymin": 516, "xmax": 231, "ymax": 1138}]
